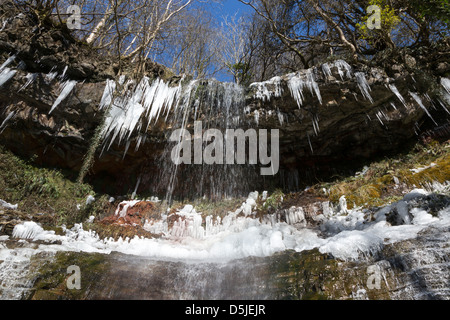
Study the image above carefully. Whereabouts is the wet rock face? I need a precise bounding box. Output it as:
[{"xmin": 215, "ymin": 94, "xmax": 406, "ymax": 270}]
[
  {"xmin": 0, "ymin": 1, "xmax": 448, "ymax": 197},
  {"xmin": 21, "ymin": 219, "xmax": 450, "ymax": 300}
]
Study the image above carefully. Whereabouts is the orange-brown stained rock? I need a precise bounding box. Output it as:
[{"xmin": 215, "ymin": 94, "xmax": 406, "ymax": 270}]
[{"xmin": 101, "ymin": 201, "xmax": 160, "ymax": 227}]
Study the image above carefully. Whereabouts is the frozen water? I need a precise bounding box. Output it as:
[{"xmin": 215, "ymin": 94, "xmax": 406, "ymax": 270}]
[
  {"xmin": 250, "ymin": 76, "xmax": 283, "ymax": 101},
  {"xmin": 333, "ymin": 60, "xmax": 353, "ymax": 80},
  {"xmin": 287, "ymin": 69, "xmax": 322, "ymax": 108},
  {"xmin": 5, "ymin": 187, "xmax": 448, "ymax": 264},
  {"xmin": 0, "ymin": 111, "xmax": 15, "ymax": 134},
  {"xmin": 355, "ymin": 72, "xmax": 374, "ymax": 103},
  {"xmin": 19, "ymin": 73, "xmax": 37, "ymax": 92},
  {"xmin": 389, "ymin": 84, "xmax": 407, "ymax": 107},
  {"xmin": 49, "ymin": 80, "xmax": 77, "ymax": 114},
  {"xmin": 0, "ymin": 67, "xmax": 17, "ymax": 87},
  {"xmin": 0, "ymin": 55, "xmax": 16, "ymax": 71},
  {"xmin": 12, "ymin": 221, "xmax": 44, "ymax": 240},
  {"xmin": 441, "ymin": 78, "xmax": 450, "ymax": 94},
  {"xmin": 99, "ymin": 77, "xmax": 184, "ymax": 151},
  {"xmin": 409, "ymin": 92, "xmax": 438, "ymax": 125},
  {"xmin": 0, "ymin": 199, "xmax": 17, "ymax": 210}
]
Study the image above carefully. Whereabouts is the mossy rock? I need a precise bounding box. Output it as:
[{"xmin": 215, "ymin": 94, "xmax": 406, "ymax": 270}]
[
  {"xmin": 269, "ymin": 249, "xmax": 394, "ymax": 300},
  {"xmin": 27, "ymin": 251, "xmax": 109, "ymax": 300}
]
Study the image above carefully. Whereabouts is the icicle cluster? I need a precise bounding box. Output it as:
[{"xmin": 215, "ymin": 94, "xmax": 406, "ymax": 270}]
[
  {"xmin": 98, "ymin": 76, "xmax": 184, "ymax": 153},
  {"xmin": 0, "ymin": 54, "xmax": 17, "ymax": 87}
]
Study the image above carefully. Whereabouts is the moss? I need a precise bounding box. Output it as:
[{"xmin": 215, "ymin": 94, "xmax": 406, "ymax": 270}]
[
  {"xmin": 315, "ymin": 140, "xmax": 450, "ymax": 210},
  {"xmin": 0, "ymin": 146, "xmax": 99, "ymax": 226},
  {"xmin": 270, "ymin": 249, "xmax": 338, "ymax": 300},
  {"xmin": 262, "ymin": 189, "xmax": 285, "ymax": 213},
  {"xmin": 270, "ymin": 250, "xmax": 393, "ymax": 300},
  {"xmin": 27, "ymin": 251, "xmax": 109, "ymax": 300}
]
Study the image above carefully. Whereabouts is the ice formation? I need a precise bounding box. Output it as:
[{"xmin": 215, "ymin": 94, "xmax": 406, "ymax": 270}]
[
  {"xmin": 0, "ymin": 67, "xmax": 17, "ymax": 87},
  {"xmin": 287, "ymin": 69, "xmax": 322, "ymax": 108},
  {"xmin": 321, "ymin": 60, "xmax": 353, "ymax": 80},
  {"xmin": 3, "ymin": 186, "xmax": 448, "ymax": 264},
  {"xmin": 250, "ymin": 60, "xmax": 354, "ymax": 113},
  {"xmin": 250, "ymin": 76, "xmax": 283, "ymax": 101},
  {"xmin": 0, "ymin": 199, "xmax": 18, "ymax": 210},
  {"xmin": 409, "ymin": 92, "xmax": 438, "ymax": 125},
  {"xmin": 332, "ymin": 60, "xmax": 353, "ymax": 80},
  {"xmin": 389, "ymin": 84, "xmax": 407, "ymax": 107},
  {"xmin": 18, "ymin": 73, "xmax": 37, "ymax": 92},
  {"xmin": 99, "ymin": 77, "xmax": 184, "ymax": 151},
  {"xmin": 0, "ymin": 111, "xmax": 14, "ymax": 133},
  {"xmin": 0, "ymin": 54, "xmax": 16, "ymax": 71},
  {"xmin": 442, "ymin": 77, "xmax": 450, "ymax": 94},
  {"xmin": 355, "ymin": 72, "xmax": 374, "ymax": 103},
  {"xmin": 49, "ymin": 80, "xmax": 77, "ymax": 114}
]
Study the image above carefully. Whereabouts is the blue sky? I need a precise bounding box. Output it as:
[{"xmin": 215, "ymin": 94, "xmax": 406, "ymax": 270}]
[
  {"xmin": 215, "ymin": 0, "xmax": 250, "ymax": 18},
  {"xmin": 209, "ymin": 0, "xmax": 251, "ymax": 82}
]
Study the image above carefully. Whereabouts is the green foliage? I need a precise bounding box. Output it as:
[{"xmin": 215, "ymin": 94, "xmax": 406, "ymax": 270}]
[
  {"xmin": 28, "ymin": 251, "xmax": 108, "ymax": 300},
  {"xmin": 357, "ymin": 0, "xmax": 401, "ymax": 41},
  {"xmin": 0, "ymin": 146, "xmax": 97, "ymax": 225},
  {"xmin": 408, "ymin": 0, "xmax": 450, "ymax": 25},
  {"xmin": 263, "ymin": 189, "xmax": 285, "ymax": 212},
  {"xmin": 316, "ymin": 140, "xmax": 450, "ymax": 210},
  {"xmin": 232, "ymin": 62, "xmax": 252, "ymax": 86}
]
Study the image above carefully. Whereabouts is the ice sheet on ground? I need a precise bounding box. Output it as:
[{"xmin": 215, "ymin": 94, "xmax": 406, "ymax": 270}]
[{"xmin": 4, "ymin": 188, "xmax": 449, "ymax": 262}]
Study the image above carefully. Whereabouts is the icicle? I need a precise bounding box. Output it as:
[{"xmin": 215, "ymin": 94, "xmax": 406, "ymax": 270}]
[
  {"xmin": 288, "ymin": 74, "xmax": 305, "ymax": 108},
  {"xmin": 135, "ymin": 134, "xmax": 144, "ymax": 151},
  {"xmin": 287, "ymin": 70, "xmax": 322, "ymax": 108},
  {"xmin": 250, "ymin": 76, "xmax": 283, "ymax": 101},
  {"xmin": 19, "ymin": 73, "xmax": 37, "ymax": 92},
  {"xmin": 254, "ymin": 110, "xmax": 260, "ymax": 125},
  {"xmin": 441, "ymin": 78, "xmax": 450, "ymax": 110},
  {"xmin": 122, "ymin": 140, "xmax": 131, "ymax": 160},
  {"xmin": 0, "ymin": 67, "xmax": 17, "ymax": 87},
  {"xmin": 0, "ymin": 111, "xmax": 15, "ymax": 134},
  {"xmin": 307, "ymin": 70, "xmax": 322, "ymax": 104},
  {"xmin": 322, "ymin": 63, "xmax": 332, "ymax": 78},
  {"xmin": 409, "ymin": 92, "xmax": 438, "ymax": 126},
  {"xmin": 118, "ymin": 75, "xmax": 126, "ymax": 85},
  {"xmin": 49, "ymin": 80, "xmax": 77, "ymax": 114},
  {"xmin": 59, "ymin": 66, "xmax": 68, "ymax": 80},
  {"xmin": 355, "ymin": 72, "xmax": 374, "ymax": 103},
  {"xmin": 375, "ymin": 111, "xmax": 385, "ymax": 126},
  {"xmin": 277, "ymin": 109, "xmax": 285, "ymax": 126},
  {"xmin": 45, "ymin": 68, "xmax": 58, "ymax": 84},
  {"xmin": 0, "ymin": 19, "xmax": 7, "ymax": 32},
  {"xmin": 388, "ymin": 84, "xmax": 406, "ymax": 107},
  {"xmin": 442, "ymin": 78, "xmax": 450, "ymax": 94},
  {"xmin": 312, "ymin": 114, "xmax": 320, "ymax": 135},
  {"xmin": 99, "ymin": 79, "xmax": 117, "ymax": 110},
  {"xmin": 100, "ymin": 76, "xmax": 186, "ymax": 152},
  {"xmin": 143, "ymin": 78, "xmax": 182, "ymax": 125},
  {"xmin": 0, "ymin": 54, "xmax": 16, "ymax": 71},
  {"xmin": 307, "ymin": 133, "xmax": 314, "ymax": 154},
  {"xmin": 333, "ymin": 60, "xmax": 353, "ymax": 80}
]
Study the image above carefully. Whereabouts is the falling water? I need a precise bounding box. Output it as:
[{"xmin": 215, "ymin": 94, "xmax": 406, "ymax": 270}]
[{"xmin": 96, "ymin": 76, "xmax": 261, "ymax": 202}]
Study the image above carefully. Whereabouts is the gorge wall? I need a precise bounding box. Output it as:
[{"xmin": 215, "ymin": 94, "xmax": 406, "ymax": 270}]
[{"xmin": 1, "ymin": 2, "xmax": 450, "ymax": 201}]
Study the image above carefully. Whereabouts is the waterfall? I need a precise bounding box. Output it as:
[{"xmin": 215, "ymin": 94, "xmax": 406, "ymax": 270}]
[
  {"xmin": 154, "ymin": 79, "xmax": 259, "ymax": 202},
  {"xmin": 96, "ymin": 76, "xmax": 260, "ymax": 202}
]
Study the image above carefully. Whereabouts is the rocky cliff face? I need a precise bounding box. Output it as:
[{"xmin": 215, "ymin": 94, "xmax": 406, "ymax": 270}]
[{"xmin": 0, "ymin": 2, "xmax": 449, "ymax": 199}]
